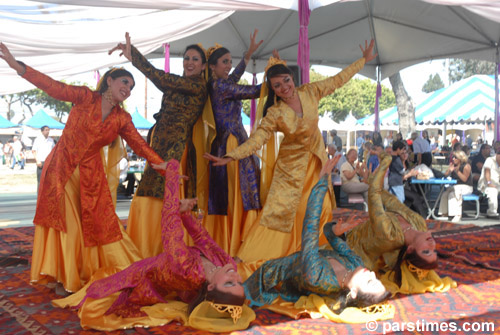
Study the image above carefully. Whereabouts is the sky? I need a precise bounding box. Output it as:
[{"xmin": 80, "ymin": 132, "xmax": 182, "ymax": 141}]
[{"xmin": 2, "ymin": 55, "xmax": 450, "ymax": 124}]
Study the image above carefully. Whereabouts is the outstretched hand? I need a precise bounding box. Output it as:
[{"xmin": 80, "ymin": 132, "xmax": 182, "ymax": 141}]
[
  {"xmin": 179, "ymin": 198, "xmax": 197, "ymax": 213},
  {"xmin": 203, "ymin": 152, "xmax": 234, "ymax": 166},
  {"xmin": 0, "ymin": 42, "xmax": 24, "ymax": 74},
  {"xmin": 245, "ymin": 29, "xmax": 264, "ymax": 62},
  {"xmin": 108, "ymin": 32, "xmax": 132, "ymax": 61},
  {"xmin": 319, "ymin": 156, "xmax": 341, "ymax": 179},
  {"xmin": 360, "ymin": 39, "xmax": 377, "ymax": 63},
  {"xmin": 333, "ymin": 218, "xmax": 360, "ymax": 236}
]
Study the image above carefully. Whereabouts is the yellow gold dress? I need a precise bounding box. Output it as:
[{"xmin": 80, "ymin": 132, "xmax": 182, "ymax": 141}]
[{"xmin": 232, "ymin": 58, "xmax": 366, "ymax": 267}]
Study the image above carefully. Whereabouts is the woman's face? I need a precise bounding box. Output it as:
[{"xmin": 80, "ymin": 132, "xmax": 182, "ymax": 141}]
[
  {"xmin": 183, "ymin": 49, "xmax": 205, "ymax": 77},
  {"xmin": 210, "ymin": 52, "xmax": 232, "ymax": 80},
  {"xmin": 269, "ymin": 74, "xmax": 296, "ymax": 101},
  {"xmin": 107, "ymin": 76, "xmax": 134, "ymax": 103},
  {"xmin": 347, "ymin": 150, "xmax": 357, "ymax": 163},
  {"xmin": 207, "ymin": 263, "xmax": 244, "ymax": 297},
  {"xmin": 408, "ymin": 231, "xmax": 437, "ymax": 263},
  {"xmin": 349, "ymin": 267, "xmax": 387, "ymax": 299}
]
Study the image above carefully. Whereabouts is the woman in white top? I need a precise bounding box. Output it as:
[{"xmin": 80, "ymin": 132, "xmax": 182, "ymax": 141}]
[{"xmin": 340, "ymin": 148, "xmax": 369, "ymax": 202}]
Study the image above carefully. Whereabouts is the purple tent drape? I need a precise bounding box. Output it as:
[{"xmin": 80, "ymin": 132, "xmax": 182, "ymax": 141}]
[
  {"xmin": 94, "ymin": 70, "xmax": 100, "ymax": 87},
  {"xmin": 496, "ymin": 62, "xmax": 499, "ymax": 141},
  {"xmin": 374, "ymin": 81, "xmax": 381, "ymax": 132},
  {"xmin": 250, "ymin": 72, "xmax": 257, "ymax": 130},
  {"xmin": 164, "ymin": 43, "xmax": 170, "ymax": 73},
  {"xmin": 298, "ymin": 0, "xmax": 310, "ymax": 84}
]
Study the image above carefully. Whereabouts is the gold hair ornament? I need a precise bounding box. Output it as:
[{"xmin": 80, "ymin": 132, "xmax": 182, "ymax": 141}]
[
  {"xmin": 407, "ymin": 261, "xmax": 430, "ymax": 280},
  {"xmin": 209, "ymin": 302, "xmax": 243, "ymax": 324},
  {"xmin": 361, "ymin": 302, "xmax": 392, "ymax": 314},
  {"xmin": 206, "ymin": 43, "xmax": 223, "ymax": 60}
]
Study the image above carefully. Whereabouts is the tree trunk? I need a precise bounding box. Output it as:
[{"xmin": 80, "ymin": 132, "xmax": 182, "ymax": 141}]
[{"xmin": 389, "ymin": 72, "xmax": 415, "ymax": 139}]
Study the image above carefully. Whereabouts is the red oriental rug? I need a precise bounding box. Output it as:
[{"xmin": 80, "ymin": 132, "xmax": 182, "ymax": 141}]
[{"xmin": 0, "ymin": 217, "xmax": 499, "ymax": 335}]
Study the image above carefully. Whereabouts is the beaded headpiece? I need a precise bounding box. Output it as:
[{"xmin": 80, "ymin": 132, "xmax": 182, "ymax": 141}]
[
  {"xmin": 206, "ymin": 43, "xmax": 224, "ymax": 60},
  {"xmin": 209, "ymin": 302, "xmax": 243, "ymax": 324},
  {"xmin": 407, "ymin": 261, "xmax": 430, "ymax": 280}
]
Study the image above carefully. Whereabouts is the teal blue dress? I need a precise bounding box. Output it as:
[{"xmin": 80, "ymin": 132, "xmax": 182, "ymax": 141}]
[{"xmin": 243, "ymin": 175, "xmax": 363, "ymax": 306}]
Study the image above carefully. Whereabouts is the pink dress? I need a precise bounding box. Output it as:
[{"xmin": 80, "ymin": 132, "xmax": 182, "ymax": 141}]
[{"xmin": 77, "ymin": 159, "xmax": 236, "ymax": 317}]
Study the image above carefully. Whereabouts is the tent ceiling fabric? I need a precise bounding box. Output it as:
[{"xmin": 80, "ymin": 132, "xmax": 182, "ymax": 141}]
[{"xmin": 1, "ymin": 0, "xmax": 499, "ymax": 95}]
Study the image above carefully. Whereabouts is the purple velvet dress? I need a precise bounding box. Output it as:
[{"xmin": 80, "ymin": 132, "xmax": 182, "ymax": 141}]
[{"xmin": 208, "ymin": 59, "xmax": 262, "ymax": 215}]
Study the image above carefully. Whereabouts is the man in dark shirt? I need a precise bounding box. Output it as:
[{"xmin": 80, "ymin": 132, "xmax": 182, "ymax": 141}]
[{"xmin": 471, "ymin": 144, "xmax": 491, "ymax": 183}]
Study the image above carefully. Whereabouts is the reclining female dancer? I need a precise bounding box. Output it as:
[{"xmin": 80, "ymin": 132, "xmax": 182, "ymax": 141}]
[
  {"xmin": 66, "ymin": 160, "xmax": 254, "ymax": 332},
  {"xmin": 244, "ymin": 157, "xmax": 390, "ymax": 312},
  {"xmin": 340, "ymin": 151, "xmax": 455, "ymax": 293}
]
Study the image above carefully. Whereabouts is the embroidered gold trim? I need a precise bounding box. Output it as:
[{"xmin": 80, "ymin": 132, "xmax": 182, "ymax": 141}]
[
  {"xmin": 407, "ymin": 261, "xmax": 430, "ymax": 280},
  {"xmin": 209, "ymin": 302, "xmax": 243, "ymax": 324}
]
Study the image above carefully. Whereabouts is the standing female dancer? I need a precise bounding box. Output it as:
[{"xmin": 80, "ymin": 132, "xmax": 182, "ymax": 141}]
[
  {"xmin": 0, "ymin": 42, "xmax": 166, "ymax": 293},
  {"xmin": 204, "ymin": 29, "xmax": 263, "ymax": 255},
  {"xmin": 205, "ymin": 40, "xmax": 377, "ymax": 265},
  {"xmin": 109, "ymin": 33, "xmax": 208, "ymax": 258},
  {"xmin": 54, "ymin": 160, "xmax": 254, "ymax": 332},
  {"xmin": 244, "ymin": 157, "xmax": 390, "ymax": 311}
]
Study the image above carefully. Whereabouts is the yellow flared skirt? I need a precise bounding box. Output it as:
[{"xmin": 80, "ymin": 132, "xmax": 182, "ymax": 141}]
[
  {"xmin": 126, "ymin": 147, "xmax": 197, "ymax": 258},
  {"xmin": 203, "ymin": 134, "xmax": 259, "ymax": 256},
  {"xmin": 236, "ymin": 154, "xmax": 333, "ymax": 280},
  {"xmin": 30, "ymin": 167, "xmax": 141, "ymax": 293}
]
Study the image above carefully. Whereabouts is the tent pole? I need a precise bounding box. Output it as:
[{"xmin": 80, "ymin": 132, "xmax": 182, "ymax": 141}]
[{"xmin": 495, "ymin": 46, "xmax": 499, "ymax": 142}]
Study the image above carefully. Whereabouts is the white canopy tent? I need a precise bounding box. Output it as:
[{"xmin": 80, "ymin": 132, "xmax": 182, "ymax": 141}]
[{"xmin": 1, "ymin": 0, "xmax": 499, "ymax": 92}]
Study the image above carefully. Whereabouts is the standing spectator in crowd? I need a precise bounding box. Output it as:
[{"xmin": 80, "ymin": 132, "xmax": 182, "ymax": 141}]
[
  {"xmin": 10, "ymin": 135, "xmax": 25, "ymax": 170},
  {"xmin": 465, "ymin": 134, "xmax": 473, "ymax": 148},
  {"xmin": 0, "ymin": 140, "xmax": 3, "ymax": 165},
  {"xmin": 388, "ymin": 141, "xmax": 417, "ymax": 203},
  {"xmin": 340, "ymin": 148, "xmax": 369, "ymax": 202},
  {"xmin": 412, "ymin": 131, "xmax": 432, "ymax": 167},
  {"xmin": 362, "ymin": 141, "xmax": 372, "ymax": 163},
  {"xmin": 330, "ymin": 129, "xmax": 342, "ymax": 153},
  {"xmin": 395, "ymin": 132, "xmax": 403, "ymax": 142},
  {"xmin": 478, "ymin": 148, "xmax": 500, "ymax": 218},
  {"xmin": 368, "ymin": 143, "xmax": 383, "ymax": 173},
  {"xmin": 32, "ymin": 126, "xmax": 55, "ymax": 191},
  {"xmin": 451, "ymin": 134, "xmax": 459, "ymax": 147},
  {"xmin": 356, "ymin": 133, "xmax": 365, "ymax": 159},
  {"xmin": 471, "ymin": 144, "xmax": 491, "ymax": 183},
  {"xmin": 422, "ymin": 129, "xmax": 431, "ymax": 144},
  {"xmin": 3, "ymin": 139, "xmax": 13, "ymax": 166},
  {"xmin": 438, "ymin": 150, "xmax": 472, "ymax": 222},
  {"xmin": 492, "ymin": 140, "xmax": 500, "ymax": 156},
  {"xmin": 383, "ymin": 132, "xmax": 392, "ymax": 148},
  {"xmin": 372, "ymin": 131, "xmax": 383, "ymax": 147}
]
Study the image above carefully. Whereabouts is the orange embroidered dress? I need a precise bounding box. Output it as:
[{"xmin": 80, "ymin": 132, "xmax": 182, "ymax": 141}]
[{"xmin": 23, "ymin": 66, "xmax": 163, "ymax": 292}]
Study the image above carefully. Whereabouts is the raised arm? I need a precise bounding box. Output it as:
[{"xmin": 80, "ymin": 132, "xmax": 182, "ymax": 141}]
[
  {"xmin": 308, "ymin": 39, "xmax": 376, "ymax": 99},
  {"xmin": 0, "ymin": 42, "xmax": 92, "ymax": 104},
  {"xmin": 109, "ymin": 33, "xmax": 205, "ymax": 95},
  {"xmin": 217, "ymin": 78, "xmax": 261, "ymax": 100},
  {"xmin": 229, "ymin": 28, "xmax": 263, "ymax": 83}
]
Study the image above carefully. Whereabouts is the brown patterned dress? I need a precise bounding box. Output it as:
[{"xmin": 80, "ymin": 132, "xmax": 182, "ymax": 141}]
[{"xmin": 131, "ymin": 46, "xmax": 208, "ymax": 199}]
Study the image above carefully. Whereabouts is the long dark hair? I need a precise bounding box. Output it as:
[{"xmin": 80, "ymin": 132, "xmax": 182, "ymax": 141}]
[
  {"xmin": 187, "ymin": 281, "xmax": 246, "ymax": 316},
  {"xmin": 207, "ymin": 47, "xmax": 230, "ymax": 80},
  {"xmin": 391, "ymin": 245, "xmax": 438, "ymax": 286},
  {"xmin": 184, "ymin": 44, "xmax": 207, "ymax": 65},
  {"xmin": 334, "ymin": 288, "xmax": 391, "ymax": 314},
  {"xmin": 97, "ymin": 68, "xmax": 134, "ymax": 94},
  {"xmin": 262, "ymin": 64, "xmax": 294, "ymax": 117}
]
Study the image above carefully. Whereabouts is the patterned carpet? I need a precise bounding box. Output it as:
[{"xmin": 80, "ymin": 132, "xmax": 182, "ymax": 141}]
[{"xmin": 0, "ymin": 216, "xmax": 499, "ymax": 335}]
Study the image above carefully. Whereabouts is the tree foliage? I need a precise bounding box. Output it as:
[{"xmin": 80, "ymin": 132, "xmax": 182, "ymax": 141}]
[
  {"xmin": 422, "ymin": 73, "xmax": 444, "ymax": 93},
  {"xmin": 1, "ymin": 80, "xmax": 83, "ymax": 123},
  {"xmin": 310, "ymin": 69, "xmax": 395, "ymax": 122},
  {"xmin": 238, "ymin": 78, "xmax": 254, "ymax": 117},
  {"xmin": 448, "ymin": 59, "xmax": 496, "ymax": 83}
]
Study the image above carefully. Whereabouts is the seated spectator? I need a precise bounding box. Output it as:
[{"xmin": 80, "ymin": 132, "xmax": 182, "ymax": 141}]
[
  {"xmin": 471, "ymin": 144, "xmax": 491, "ymax": 183},
  {"xmin": 340, "ymin": 148, "xmax": 369, "ymax": 202},
  {"xmin": 372, "ymin": 131, "xmax": 383, "ymax": 147},
  {"xmin": 388, "ymin": 141, "xmax": 418, "ymax": 203},
  {"xmin": 478, "ymin": 148, "xmax": 500, "ymax": 218},
  {"xmin": 400, "ymin": 151, "xmax": 427, "ymax": 218},
  {"xmin": 438, "ymin": 150, "xmax": 473, "ymax": 222}
]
